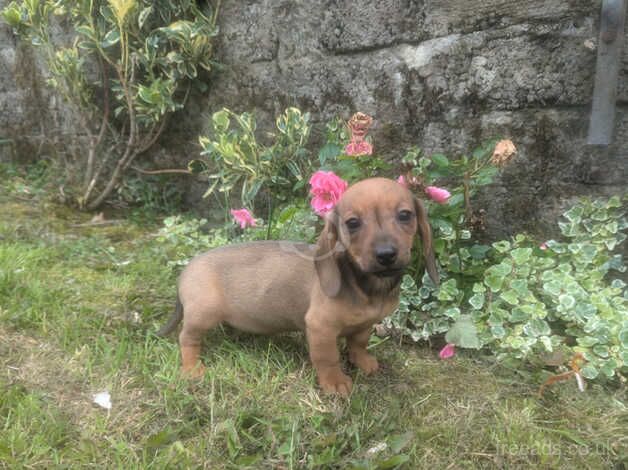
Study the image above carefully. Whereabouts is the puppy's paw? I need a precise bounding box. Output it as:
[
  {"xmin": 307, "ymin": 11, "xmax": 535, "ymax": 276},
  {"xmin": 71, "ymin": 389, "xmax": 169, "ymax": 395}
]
[
  {"xmin": 318, "ymin": 370, "xmax": 353, "ymax": 397},
  {"xmin": 181, "ymin": 363, "xmax": 207, "ymax": 380},
  {"xmin": 349, "ymin": 351, "xmax": 379, "ymax": 375}
]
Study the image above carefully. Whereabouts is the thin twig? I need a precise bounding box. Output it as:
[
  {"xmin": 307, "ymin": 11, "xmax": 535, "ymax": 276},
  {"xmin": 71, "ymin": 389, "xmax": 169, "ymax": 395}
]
[{"xmin": 130, "ymin": 166, "xmax": 191, "ymax": 175}]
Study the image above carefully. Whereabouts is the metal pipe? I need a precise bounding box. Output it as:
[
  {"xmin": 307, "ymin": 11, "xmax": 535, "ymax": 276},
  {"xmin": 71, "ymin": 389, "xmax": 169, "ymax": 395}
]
[{"xmin": 587, "ymin": 0, "xmax": 626, "ymax": 145}]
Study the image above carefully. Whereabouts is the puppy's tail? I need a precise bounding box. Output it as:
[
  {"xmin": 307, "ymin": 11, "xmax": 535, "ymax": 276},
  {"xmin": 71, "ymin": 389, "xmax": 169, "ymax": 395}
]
[{"xmin": 155, "ymin": 296, "xmax": 183, "ymax": 337}]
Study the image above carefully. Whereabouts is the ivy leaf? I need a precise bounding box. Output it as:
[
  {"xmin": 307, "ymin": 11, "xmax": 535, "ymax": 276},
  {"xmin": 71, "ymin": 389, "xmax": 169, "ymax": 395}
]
[
  {"xmin": 523, "ymin": 319, "xmax": 550, "ymax": 337},
  {"xmin": 580, "ymin": 365, "xmax": 599, "ymax": 380},
  {"xmin": 618, "ymin": 328, "xmax": 628, "ymax": 348},
  {"xmin": 485, "ymin": 274, "xmax": 505, "ymax": 292},
  {"xmin": 492, "ymin": 240, "xmax": 511, "ymax": 253},
  {"xmin": 445, "ymin": 315, "xmax": 480, "ymax": 349},
  {"xmin": 558, "ymin": 294, "xmax": 576, "ymax": 309},
  {"xmin": 468, "ymin": 293, "xmax": 485, "ymax": 310},
  {"xmin": 511, "ymin": 248, "xmax": 532, "ymax": 264},
  {"xmin": 500, "ymin": 289, "xmax": 520, "ymax": 306}
]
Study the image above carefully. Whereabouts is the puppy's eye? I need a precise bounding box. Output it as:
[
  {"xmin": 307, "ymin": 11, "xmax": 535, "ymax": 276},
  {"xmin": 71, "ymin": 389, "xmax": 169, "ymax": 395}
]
[
  {"xmin": 345, "ymin": 217, "xmax": 361, "ymax": 231},
  {"xmin": 397, "ymin": 210, "xmax": 413, "ymax": 222}
]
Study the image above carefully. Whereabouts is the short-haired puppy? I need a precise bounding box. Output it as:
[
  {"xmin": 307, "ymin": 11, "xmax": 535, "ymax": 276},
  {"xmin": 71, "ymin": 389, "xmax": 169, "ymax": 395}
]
[{"xmin": 157, "ymin": 177, "xmax": 439, "ymax": 396}]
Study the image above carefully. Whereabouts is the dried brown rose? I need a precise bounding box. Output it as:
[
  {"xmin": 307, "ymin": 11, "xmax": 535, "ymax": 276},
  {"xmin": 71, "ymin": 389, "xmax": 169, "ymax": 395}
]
[{"xmin": 490, "ymin": 139, "xmax": 517, "ymax": 167}]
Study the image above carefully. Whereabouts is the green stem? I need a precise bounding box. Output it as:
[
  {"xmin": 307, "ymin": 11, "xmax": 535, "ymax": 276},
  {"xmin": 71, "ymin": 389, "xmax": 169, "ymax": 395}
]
[{"xmin": 266, "ymin": 193, "xmax": 273, "ymax": 240}]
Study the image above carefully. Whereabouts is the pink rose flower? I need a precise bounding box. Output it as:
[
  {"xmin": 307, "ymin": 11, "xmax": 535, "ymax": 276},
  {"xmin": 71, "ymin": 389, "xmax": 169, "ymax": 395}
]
[
  {"xmin": 439, "ymin": 343, "xmax": 456, "ymax": 359},
  {"xmin": 309, "ymin": 170, "xmax": 348, "ymax": 216},
  {"xmin": 345, "ymin": 140, "xmax": 373, "ymax": 157},
  {"xmin": 397, "ymin": 175, "xmax": 407, "ymax": 187},
  {"xmin": 230, "ymin": 208, "xmax": 256, "ymax": 229},
  {"xmin": 425, "ymin": 186, "xmax": 451, "ymax": 204}
]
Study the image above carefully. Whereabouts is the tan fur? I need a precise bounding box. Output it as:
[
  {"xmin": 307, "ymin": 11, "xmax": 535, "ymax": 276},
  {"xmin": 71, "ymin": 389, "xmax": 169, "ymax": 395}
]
[{"xmin": 158, "ymin": 178, "xmax": 439, "ymax": 396}]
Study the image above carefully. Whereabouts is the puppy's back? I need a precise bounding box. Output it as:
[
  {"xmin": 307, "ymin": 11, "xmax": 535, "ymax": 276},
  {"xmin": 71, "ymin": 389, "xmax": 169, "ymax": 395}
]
[{"xmin": 179, "ymin": 241, "xmax": 317, "ymax": 333}]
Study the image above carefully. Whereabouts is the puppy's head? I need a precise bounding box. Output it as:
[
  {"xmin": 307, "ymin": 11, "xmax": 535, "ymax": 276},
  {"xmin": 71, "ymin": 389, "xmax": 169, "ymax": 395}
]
[{"xmin": 315, "ymin": 177, "xmax": 439, "ymax": 297}]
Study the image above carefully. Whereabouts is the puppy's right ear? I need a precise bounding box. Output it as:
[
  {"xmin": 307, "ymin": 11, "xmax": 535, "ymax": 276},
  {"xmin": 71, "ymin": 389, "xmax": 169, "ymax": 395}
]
[
  {"xmin": 315, "ymin": 210, "xmax": 342, "ymax": 297},
  {"xmin": 414, "ymin": 197, "xmax": 440, "ymax": 286}
]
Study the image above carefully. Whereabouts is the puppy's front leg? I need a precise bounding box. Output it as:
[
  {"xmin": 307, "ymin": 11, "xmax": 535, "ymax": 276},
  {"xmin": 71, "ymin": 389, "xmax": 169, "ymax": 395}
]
[
  {"xmin": 306, "ymin": 323, "xmax": 352, "ymax": 396},
  {"xmin": 347, "ymin": 327, "xmax": 379, "ymax": 374}
]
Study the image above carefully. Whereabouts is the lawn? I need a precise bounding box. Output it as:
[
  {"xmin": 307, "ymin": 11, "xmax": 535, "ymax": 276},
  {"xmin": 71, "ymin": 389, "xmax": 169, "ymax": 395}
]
[{"xmin": 0, "ymin": 166, "xmax": 626, "ymax": 469}]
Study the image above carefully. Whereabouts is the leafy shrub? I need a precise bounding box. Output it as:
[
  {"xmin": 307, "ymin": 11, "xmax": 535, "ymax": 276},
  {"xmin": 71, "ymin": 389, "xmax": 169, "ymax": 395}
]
[
  {"xmin": 196, "ymin": 107, "xmax": 314, "ymax": 214},
  {"xmin": 387, "ymin": 196, "xmax": 628, "ymax": 380},
  {"xmin": 2, "ymin": 0, "xmax": 219, "ymax": 209}
]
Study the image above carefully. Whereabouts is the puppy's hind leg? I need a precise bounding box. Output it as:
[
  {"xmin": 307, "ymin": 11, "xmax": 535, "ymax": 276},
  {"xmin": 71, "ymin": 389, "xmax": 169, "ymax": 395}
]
[{"xmin": 178, "ymin": 301, "xmax": 222, "ymax": 379}]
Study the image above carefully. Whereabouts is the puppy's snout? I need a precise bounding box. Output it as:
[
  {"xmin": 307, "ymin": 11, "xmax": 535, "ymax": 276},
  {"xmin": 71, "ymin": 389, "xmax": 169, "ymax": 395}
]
[{"xmin": 375, "ymin": 245, "xmax": 398, "ymax": 266}]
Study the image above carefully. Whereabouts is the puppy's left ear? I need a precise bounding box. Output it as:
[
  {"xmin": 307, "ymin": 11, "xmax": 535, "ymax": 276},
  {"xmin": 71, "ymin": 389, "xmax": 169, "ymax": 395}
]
[
  {"xmin": 414, "ymin": 197, "xmax": 440, "ymax": 286},
  {"xmin": 314, "ymin": 210, "xmax": 343, "ymax": 297}
]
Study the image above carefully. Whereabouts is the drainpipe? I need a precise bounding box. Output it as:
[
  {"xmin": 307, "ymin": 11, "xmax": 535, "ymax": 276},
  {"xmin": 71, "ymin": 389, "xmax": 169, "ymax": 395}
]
[{"xmin": 587, "ymin": 0, "xmax": 626, "ymax": 145}]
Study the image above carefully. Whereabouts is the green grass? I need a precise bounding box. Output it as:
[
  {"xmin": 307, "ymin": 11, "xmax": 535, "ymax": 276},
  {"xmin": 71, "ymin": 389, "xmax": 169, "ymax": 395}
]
[{"xmin": 0, "ymin": 166, "xmax": 626, "ymax": 469}]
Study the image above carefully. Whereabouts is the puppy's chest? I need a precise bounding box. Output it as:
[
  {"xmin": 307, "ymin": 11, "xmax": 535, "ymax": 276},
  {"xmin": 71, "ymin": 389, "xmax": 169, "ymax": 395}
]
[{"xmin": 341, "ymin": 297, "xmax": 398, "ymax": 333}]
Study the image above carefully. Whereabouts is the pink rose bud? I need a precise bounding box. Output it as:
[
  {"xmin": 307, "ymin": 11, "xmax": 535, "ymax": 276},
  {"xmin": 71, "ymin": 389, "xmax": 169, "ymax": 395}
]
[
  {"xmin": 439, "ymin": 343, "xmax": 456, "ymax": 359},
  {"xmin": 425, "ymin": 186, "xmax": 451, "ymax": 204},
  {"xmin": 230, "ymin": 208, "xmax": 257, "ymax": 229},
  {"xmin": 345, "ymin": 140, "xmax": 373, "ymax": 156}
]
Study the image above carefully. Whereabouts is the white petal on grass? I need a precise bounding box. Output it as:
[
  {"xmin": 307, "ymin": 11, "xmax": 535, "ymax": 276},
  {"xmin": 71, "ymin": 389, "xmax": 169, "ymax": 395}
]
[
  {"xmin": 93, "ymin": 391, "xmax": 112, "ymax": 410},
  {"xmin": 365, "ymin": 442, "xmax": 388, "ymax": 456},
  {"xmin": 574, "ymin": 373, "xmax": 586, "ymax": 392}
]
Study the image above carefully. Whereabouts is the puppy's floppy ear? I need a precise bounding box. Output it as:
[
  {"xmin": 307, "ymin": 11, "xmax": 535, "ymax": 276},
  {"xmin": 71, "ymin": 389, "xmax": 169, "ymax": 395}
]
[
  {"xmin": 315, "ymin": 210, "xmax": 342, "ymax": 297},
  {"xmin": 414, "ymin": 197, "xmax": 440, "ymax": 286}
]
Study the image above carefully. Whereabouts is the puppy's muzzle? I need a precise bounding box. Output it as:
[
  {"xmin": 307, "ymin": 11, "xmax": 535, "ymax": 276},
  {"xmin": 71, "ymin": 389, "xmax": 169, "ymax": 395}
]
[
  {"xmin": 375, "ymin": 244, "xmax": 397, "ymax": 266},
  {"xmin": 372, "ymin": 244, "xmax": 405, "ymax": 277}
]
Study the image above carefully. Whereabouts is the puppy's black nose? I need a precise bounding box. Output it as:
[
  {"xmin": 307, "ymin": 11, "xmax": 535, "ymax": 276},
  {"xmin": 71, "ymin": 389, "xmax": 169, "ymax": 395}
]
[{"xmin": 375, "ymin": 246, "xmax": 398, "ymax": 266}]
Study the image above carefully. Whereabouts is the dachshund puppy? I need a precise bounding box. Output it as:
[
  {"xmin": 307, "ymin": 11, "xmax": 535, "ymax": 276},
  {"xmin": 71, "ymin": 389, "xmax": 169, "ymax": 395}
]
[{"xmin": 157, "ymin": 177, "xmax": 439, "ymax": 396}]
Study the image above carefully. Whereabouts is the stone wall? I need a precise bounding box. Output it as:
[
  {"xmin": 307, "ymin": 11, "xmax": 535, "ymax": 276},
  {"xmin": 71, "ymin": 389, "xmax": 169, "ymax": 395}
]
[{"xmin": 1, "ymin": 0, "xmax": 626, "ymax": 237}]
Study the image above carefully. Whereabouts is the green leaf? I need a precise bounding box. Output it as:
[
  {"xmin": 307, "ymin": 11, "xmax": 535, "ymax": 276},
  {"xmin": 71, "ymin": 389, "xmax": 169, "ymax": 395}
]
[
  {"xmin": 542, "ymin": 280, "xmax": 562, "ymax": 297},
  {"xmin": 577, "ymin": 336, "xmax": 599, "ymax": 347},
  {"xmin": 445, "ymin": 315, "xmax": 480, "ymax": 349},
  {"xmin": 490, "ymin": 325, "xmax": 506, "ymax": 338},
  {"xmin": 500, "ymin": 289, "xmax": 519, "ymax": 306},
  {"xmin": 510, "ymin": 248, "xmax": 532, "ymax": 264},
  {"xmin": 212, "ymin": 109, "xmax": 230, "ymax": 133},
  {"xmin": 442, "ymin": 307, "xmax": 461, "ymax": 319},
  {"xmin": 468, "ymin": 293, "xmax": 485, "ymax": 310},
  {"xmin": 101, "ymin": 29, "xmax": 120, "ymax": 48},
  {"xmin": 318, "ymin": 143, "xmax": 342, "ymax": 165},
  {"xmin": 592, "ymin": 345, "xmax": 609, "ymax": 358},
  {"xmin": 187, "ymin": 159, "xmax": 207, "ymax": 174},
  {"xmin": 431, "ymin": 153, "xmax": 449, "ymax": 167},
  {"xmin": 510, "ymin": 307, "xmax": 530, "ymax": 322},
  {"xmin": 469, "ymin": 244, "xmax": 491, "ymax": 260},
  {"xmin": 437, "ymin": 279, "xmax": 459, "ymax": 301},
  {"xmin": 563, "ymin": 205, "xmax": 584, "ymax": 224},
  {"xmin": 618, "ymin": 328, "xmax": 628, "ymax": 348},
  {"xmin": 485, "ymin": 274, "xmax": 505, "ymax": 292},
  {"xmin": 580, "ymin": 365, "xmax": 598, "ymax": 380},
  {"xmin": 492, "ymin": 240, "xmax": 511, "ymax": 253},
  {"xmin": 558, "ymin": 294, "xmax": 576, "ymax": 309},
  {"xmin": 138, "ymin": 6, "xmax": 152, "ymax": 29},
  {"xmin": 599, "ymin": 358, "xmax": 617, "ymax": 378},
  {"xmin": 523, "ymin": 319, "xmax": 550, "ymax": 337}
]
